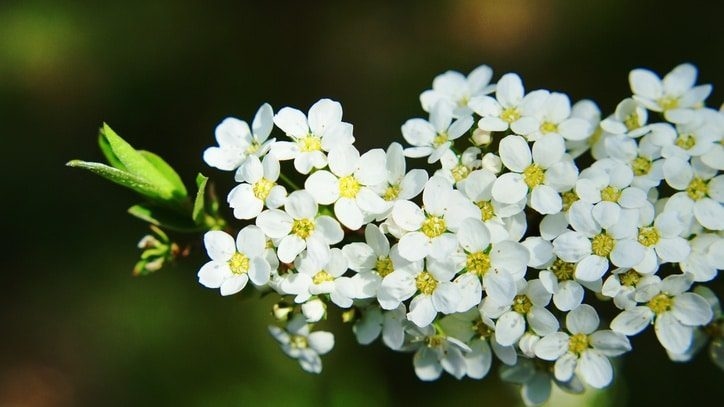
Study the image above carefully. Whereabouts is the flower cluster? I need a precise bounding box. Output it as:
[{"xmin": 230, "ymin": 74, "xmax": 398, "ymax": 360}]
[{"xmin": 199, "ymin": 63, "xmax": 722, "ymax": 405}]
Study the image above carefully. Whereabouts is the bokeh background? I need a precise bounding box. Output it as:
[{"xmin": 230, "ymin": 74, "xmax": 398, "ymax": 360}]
[{"xmin": 1, "ymin": 0, "xmax": 723, "ymax": 406}]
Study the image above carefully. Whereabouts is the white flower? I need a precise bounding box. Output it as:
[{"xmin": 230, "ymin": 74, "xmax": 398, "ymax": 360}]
[
  {"xmin": 406, "ymin": 325, "xmax": 472, "ymax": 380},
  {"xmin": 469, "ymin": 73, "xmax": 548, "ymax": 135},
  {"xmin": 203, "ymin": 103, "xmax": 275, "ymax": 171},
  {"xmin": 458, "ymin": 169, "xmax": 525, "ymax": 241},
  {"xmin": 352, "ymin": 303, "xmax": 407, "ymax": 350},
  {"xmin": 629, "ymin": 63, "xmax": 712, "ymax": 123},
  {"xmin": 610, "ymin": 274, "xmax": 713, "ymax": 354},
  {"xmin": 534, "ymin": 304, "xmax": 631, "ymax": 389},
  {"xmin": 447, "ymin": 218, "xmax": 529, "ymax": 306},
  {"xmin": 197, "ymin": 226, "xmax": 271, "ymax": 296},
  {"xmin": 663, "ymin": 164, "xmax": 724, "ymax": 231},
  {"xmin": 603, "ymin": 132, "xmax": 664, "ymax": 192},
  {"xmin": 392, "ymin": 176, "xmax": 479, "ymax": 261},
  {"xmin": 342, "ymin": 224, "xmax": 415, "ymax": 299},
  {"xmin": 480, "ymin": 279, "xmax": 559, "ymax": 347},
  {"xmin": 435, "ymin": 146, "xmax": 481, "ymax": 185},
  {"xmin": 601, "ymin": 269, "xmax": 661, "ymax": 310},
  {"xmin": 227, "ymin": 154, "xmax": 287, "ymax": 219},
  {"xmin": 401, "ymin": 101, "xmax": 474, "ymax": 163},
  {"xmin": 494, "ymin": 134, "xmax": 579, "ymax": 214},
  {"xmin": 538, "ymin": 258, "xmax": 593, "ymax": 312},
  {"xmin": 305, "ymin": 145, "xmax": 389, "ymax": 230},
  {"xmin": 632, "ymin": 210, "xmax": 691, "ymax": 274},
  {"xmin": 256, "ymin": 190, "xmax": 343, "ymax": 263},
  {"xmin": 279, "ymin": 240, "xmax": 356, "ymax": 308},
  {"xmin": 600, "ymin": 98, "xmax": 650, "ymax": 138},
  {"xmin": 368, "ymin": 142, "xmax": 428, "ymax": 219},
  {"xmin": 575, "ymin": 158, "xmax": 650, "ymax": 227},
  {"xmin": 658, "ymin": 108, "xmax": 722, "ymax": 160},
  {"xmin": 420, "ymin": 64, "xmax": 496, "ymax": 117},
  {"xmin": 301, "ymin": 298, "xmax": 326, "ymax": 322},
  {"xmin": 269, "ymin": 314, "xmax": 334, "ymax": 374},
  {"xmin": 377, "ymin": 257, "xmax": 461, "ymax": 327},
  {"xmin": 553, "ymin": 201, "xmax": 645, "ymax": 282},
  {"xmin": 499, "ymin": 357, "xmax": 584, "ymax": 407},
  {"xmin": 525, "ymin": 92, "xmax": 593, "ymax": 142},
  {"xmin": 271, "ymin": 98, "xmax": 354, "ymax": 174},
  {"xmin": 680, "ymin": 233, "xmax": 724, "ymax": 282}
]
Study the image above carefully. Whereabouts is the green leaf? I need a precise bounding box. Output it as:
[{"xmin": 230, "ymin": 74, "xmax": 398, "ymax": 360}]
[
  {"xmin": 99, "ymin": 123, "xmax": 176, "ymax": 200},
  {"xmin": 192, "ymin": 173, "xmax": 208, "ymax": 225},
  {"xmin": 98, "ymin": 131, "xmax": 126, "ymax": 171},
  {"xmin": 66, "ymin": 160, "xmax": 167, "ymax": 200},
  {"xmin": 128, "ymin": 204, "xmax": 201, "ymax": 232},
  {"xmin": 139, "ymin": 150, "xmax": 188, "ymax": 199}
]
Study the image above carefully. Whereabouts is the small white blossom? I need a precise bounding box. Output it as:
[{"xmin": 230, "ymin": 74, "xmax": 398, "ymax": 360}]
[
  {"xmin": 269, "ymin": 314, "xmax": 334, "ymax": 374},
  {"xmin": 227, "ymin": 154, "xmax": 287, "ymax": 219},
  {"xmin": 420, "ymin": 64, "xmax": 496, "ymax": 117},
  {"xmin": 198, "ymin": 226, "xmax": 271, "ymax": 296},
  {"xmin": 401, "ymin": 101, "xmax": 474, "ymax": 163}
]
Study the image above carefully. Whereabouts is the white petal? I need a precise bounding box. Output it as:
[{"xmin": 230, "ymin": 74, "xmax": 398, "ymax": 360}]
[
  {"xmin": 273, "ymin": 107, "xmax": 309, "ymax": 137},
  {"xmin": 610, "ymin": 307, "xmax": 653, "ymax": 335},
  {"xmin": 457, "ymin": 218, "xmax": 490, "ymax": 252},
  {"xmin": 391, "ymin": 200, "xmax": 425, "ymax": 231},
  {"xmin": 308, "ymin": 331, "xmax": 335, "ymax": 355},
  {"xmin": 499, "ymin": 135, "xmax": 532, "ymax": 172},
  {"xmin": 304, "ymin": 170, "xmax": 339, "ymax": 205},
  {"xmin": 589, "ymin": 330, "xmax": 631, "ymax": 356},
  {"xmin": 413, "ymin": 347, "xmax": 443, "ymax": 381},
  {"xmin": 334, "ymin": 198, "xmax": 364, "ymax": 230},
  {"xmin": 495, "ymin": 311, "xmax": 526, "ymax": 347},
  {"xmin": 277, "ymin": 235, "xmax": 307, "ymax": 264},
  {"xmin": 554, "ymin": 353, "xmax": 578, "ymax": 382},
  {"xmin": 492, "ymin": 173, "xmax": 528, "ymax": 204},
  {"xmin": 566, "ymin": 303, "xmax": 600, "ymax": 334},
  {"xmin": 532, "ymin": 135, "xmax": 565, "ymax": 169},
  {"xmin": 528, "ymin": 306, "xmax": 560, "ymax": 336},
  {"xmin": 328, "ymin": 145, "xmax": 359, "ymax": 176},
  {"xmin": 204, "ymin": 230, "xmax": 235, "ymax": 261},
  {"xmin": 553, "ymin": 281, "xmax": 584, "ymax": 312},
  {"xmin": 236, "ymin": 225, "xmax": 266, "ymax": 258},
  {"xmin": 694, "ymin": 198, "xmax": 724, "ymax": 230},
  {"xmin": 534, "ymin": 332, "xmax": 569, "ymax": 361},
  {"xmin": 610, "ymin": 239, "xmax": 645, "ymax": 268},
  {"xmin": 256, "ymin": 210, "xmax": 292, "ymax": 239},
  {"xmin": 655, "ymin": 312, "xmax": 692, "ymax": 354},
  {"xmin": 575, "ymin": 255, "xmax": 608, "ymax": 282},
  {"xmin": 198, "ymin": 261, "xmax": 228, "ymax": 289},
  {"xmin": 531, "ymin": 185, "xmax": 562, "ymax": 214},
  {"xmin": 672, "ymin": 292, "xmax": 714, "ymax": 326},
  {"xmin": 579, "ymin": 350, "xmax": 613, "ymax": 389},
  {"xmin": 397, "ymin": 232, "xmax": 429, "ymax": 262},
  {"xmin": 285, "ymin": 190, "xmax": 318, "ymax": 219},
  {"xmin": 308, "ymin": 99, "xmax": 342, "ymax": 136},
  {"xmin": 407, "ymin": 295, "xmax": 438, "ymax": 327}
]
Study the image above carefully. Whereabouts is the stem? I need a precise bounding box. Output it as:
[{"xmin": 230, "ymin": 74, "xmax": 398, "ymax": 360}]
[{"xmin": 279, "ymin": 172, "xmax": 302, "ymax": 191}]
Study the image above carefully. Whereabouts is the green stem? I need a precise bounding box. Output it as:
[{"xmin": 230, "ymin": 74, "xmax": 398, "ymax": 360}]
[{"xmin": 279, "ymin": 172, "xmax": 301, "ymax": 191}]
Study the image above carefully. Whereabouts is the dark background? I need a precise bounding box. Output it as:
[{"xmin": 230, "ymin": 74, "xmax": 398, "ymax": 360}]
[{"xmin": 1, "ymin": 0, "xmax": 722, "ymax": 406}]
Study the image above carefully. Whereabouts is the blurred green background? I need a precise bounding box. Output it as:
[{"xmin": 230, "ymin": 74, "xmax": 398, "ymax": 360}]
[{"xmin": 1, "ymin": 0, "xmax": 722, "ymax": 406}]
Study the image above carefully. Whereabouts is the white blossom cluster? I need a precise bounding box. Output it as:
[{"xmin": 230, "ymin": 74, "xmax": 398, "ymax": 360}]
[{"xmin": 199, "ymin": 63, "xmax": 723, "ymax": 405}]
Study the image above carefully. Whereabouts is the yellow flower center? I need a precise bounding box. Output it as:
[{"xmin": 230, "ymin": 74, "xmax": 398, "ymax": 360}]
[
  {"xmin": 415, "ymin": 271, "xmax": 438, "ymax": 295},
  {"xmin": 467, "ymin": 251, "xmax": 491, "ymax": 276},
  {"xmin": 451, "ymin": 164, "xmax": 470, "ymax": 182},
  {"xmin": 512, "ymin": 294, "xmax": 533, "ymax": 314},
  {"xmin": 658, "ymin": 96, "xmax": 679, "ymax": 111},
  {"xmin": 523, "ymin": 164, "xmax": 545, "ymax": 188},
  {"xmin": 433, "ymin": 133, "xmax": 449, "ymax": 147},
  {"xmin": 686, "ymin": 178, "xmax": 708, "ymax": 201},
  {"xmin": 421, "ymin": 216, "xmax": 446, "ymax": 238},
  {"xmin": 292, "ymin": 218, "xmax": 315, "ymax": 239},
  {"xmin": 383, "ymin": 184, "xmax": 401, "ymax": 201},
  {"xmin": 299, "ymin": 135, "xmax": 322, "ymax": 152},
  {"xmin": 375, "ymin": 257, "xmax": 394, "ymax": 278},
  {"xmin": 632, "ymin": 156, "xmax": 652, "ymax": 176},
  {"xmin": 501, "ymin": 107, "xmax": 521, "ymax": 123},
  {"xmin": 624, "ymin": 112, "xmax": 641, "ymax": 131},
  {"xmin": 637, "ymin": 227, "xmax": 660, "ymax": 247},
  {"xmin": 312, "ymin": 270, "xmax": 334, "ymax": 285},
  {"xmin": 476, "ymin": 200, "xmax": 495, "ymax": 221},
  {"xmin": 473, "ymin": 320, "xmax": 494, "ymax": 339},
  {"xmin": 618, "ymin": 269, "xmax": 641, "ymax": 287},
  {"xmin": 647, "ymin": 293, "xmax": 673, "ymax": 315},
  {"xmin": 551, "ymin": 258, "xmax": 575, "ymax": 281},
  {"xmin": 228, "ymin": 252, "xmax": 250, "ymax": 274},
  {"xmin": 675, "ymin": 133, "xmax": 696, "ymax": 150},
  {"xmin": 245, "ymin": 141, "xmax": 262, "ymax": 154},
  {"xmin": 562, "ymin": 190, "xmax": 579, "ymax": 211},
  {"xmin": 591, "ymin": 233, "xmax": 615, "ymax": 257},
  {"xmin": 540, "ymin": 121, "xmax": 558, "ymax": 134},
  {"xmin": 568, "ymin": 333, "xmax": 590, "ymax": 355},
  {"xmin": 253, "ymin": 178, "xmax": 275, "ymax": 200},
  {"xmin": 290, "ymin": 335, "xmax": 308, "ymax": 349},
  {"xmin": 426, "ymin": 335, "xmax": 445, "ymax": 347},
  {"xmin": 600, "ymin": 186, "xmax": 621, "ymax": 202},
  {"xmin": 339, "ymin": 175, "xmax": 361, "ymax": 198}
]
